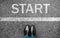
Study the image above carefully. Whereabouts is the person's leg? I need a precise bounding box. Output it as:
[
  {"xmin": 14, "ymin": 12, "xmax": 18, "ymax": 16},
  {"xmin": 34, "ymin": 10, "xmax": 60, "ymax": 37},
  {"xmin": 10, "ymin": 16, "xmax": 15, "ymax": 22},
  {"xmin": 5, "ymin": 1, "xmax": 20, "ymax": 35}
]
[
  {"xmin": 31, "ymin": 35, "xmax": 36, "ymax": 38},
  {"xmin": 24, "ymin": 35, "xmax": 30, "ymax": 38}
]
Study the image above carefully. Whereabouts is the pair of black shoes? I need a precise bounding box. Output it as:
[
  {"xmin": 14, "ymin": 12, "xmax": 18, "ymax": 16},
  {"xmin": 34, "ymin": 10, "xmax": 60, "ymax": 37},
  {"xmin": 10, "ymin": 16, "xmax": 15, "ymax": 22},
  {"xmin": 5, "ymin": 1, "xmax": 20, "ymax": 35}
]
[{"xmin": 24, "ymin": 25, "xmax": 36, "ymax": 37}]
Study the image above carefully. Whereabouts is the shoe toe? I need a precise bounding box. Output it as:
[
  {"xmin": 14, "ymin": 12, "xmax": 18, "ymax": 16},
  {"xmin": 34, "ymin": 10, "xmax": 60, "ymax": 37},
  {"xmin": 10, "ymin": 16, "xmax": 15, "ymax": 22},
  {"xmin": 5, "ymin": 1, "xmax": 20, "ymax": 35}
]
[
  {"xmin": 31, "ymin": 25, "xmax": 36, "ymax": 36},
  {"xmin": 24, "ymin": 25, "xmax": 30, "ymax": 36}
]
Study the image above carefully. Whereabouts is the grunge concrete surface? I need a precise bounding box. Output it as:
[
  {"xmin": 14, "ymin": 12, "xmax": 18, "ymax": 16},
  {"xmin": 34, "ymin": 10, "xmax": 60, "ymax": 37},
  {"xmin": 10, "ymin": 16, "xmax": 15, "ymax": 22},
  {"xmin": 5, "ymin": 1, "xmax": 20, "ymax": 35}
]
[{"xmin": 0, "ymin": 0, "xmax": 60, "ymax": 38}]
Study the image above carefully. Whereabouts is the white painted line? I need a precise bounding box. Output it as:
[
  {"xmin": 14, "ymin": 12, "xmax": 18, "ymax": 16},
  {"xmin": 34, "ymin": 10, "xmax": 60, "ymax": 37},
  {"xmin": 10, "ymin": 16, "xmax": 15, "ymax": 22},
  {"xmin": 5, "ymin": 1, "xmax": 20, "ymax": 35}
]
[{"xmin": 0, "ymin": 17, "xmax": 60, "ymax": 21}]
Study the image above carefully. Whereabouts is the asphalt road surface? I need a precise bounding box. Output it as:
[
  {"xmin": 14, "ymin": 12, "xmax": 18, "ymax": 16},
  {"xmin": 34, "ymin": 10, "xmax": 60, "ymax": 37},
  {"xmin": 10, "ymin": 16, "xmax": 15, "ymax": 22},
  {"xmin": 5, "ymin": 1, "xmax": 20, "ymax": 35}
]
[{"xmin": 0, "ymin": 0, "xmax": 60, "ymax": 38}]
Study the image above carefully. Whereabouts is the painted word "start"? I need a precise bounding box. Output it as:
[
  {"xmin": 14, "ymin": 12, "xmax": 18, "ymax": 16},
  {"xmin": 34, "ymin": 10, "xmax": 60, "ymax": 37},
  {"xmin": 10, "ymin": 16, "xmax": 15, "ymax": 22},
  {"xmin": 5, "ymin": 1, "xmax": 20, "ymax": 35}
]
[{"xmin": 11, "ymin": 4, "xmax": 50, "ymax": 14}]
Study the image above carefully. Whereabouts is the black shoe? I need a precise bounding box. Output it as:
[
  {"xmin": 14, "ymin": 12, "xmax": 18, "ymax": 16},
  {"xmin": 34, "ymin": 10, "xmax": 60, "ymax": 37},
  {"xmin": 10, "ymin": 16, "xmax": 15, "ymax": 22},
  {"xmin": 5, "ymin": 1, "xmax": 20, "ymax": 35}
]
[
  {"xmin": 31, "ymin": 25, "xmax": 36, "ymax": 36},
  {"xmin": 24, "ymin": 25, "xmax": 31, "ymax": 36}
]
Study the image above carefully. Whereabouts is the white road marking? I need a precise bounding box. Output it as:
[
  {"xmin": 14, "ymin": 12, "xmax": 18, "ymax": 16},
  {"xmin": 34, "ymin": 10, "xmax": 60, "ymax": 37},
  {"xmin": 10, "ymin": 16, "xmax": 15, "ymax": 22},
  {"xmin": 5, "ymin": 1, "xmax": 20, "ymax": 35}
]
[{"xmin": 0, "ymin": 17, "xmax": 60, "ymax": 21}]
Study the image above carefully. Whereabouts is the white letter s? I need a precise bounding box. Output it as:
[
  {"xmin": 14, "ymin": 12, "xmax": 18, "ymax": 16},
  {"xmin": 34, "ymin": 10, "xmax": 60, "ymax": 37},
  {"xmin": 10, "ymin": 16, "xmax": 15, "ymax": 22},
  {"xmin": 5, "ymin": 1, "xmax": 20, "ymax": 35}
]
[{"xmin": 11, "ymin": 4, "xmax": 19, "ymax": 14}]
